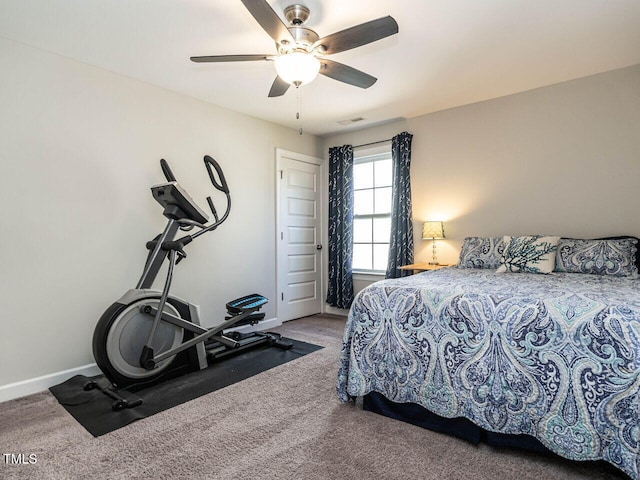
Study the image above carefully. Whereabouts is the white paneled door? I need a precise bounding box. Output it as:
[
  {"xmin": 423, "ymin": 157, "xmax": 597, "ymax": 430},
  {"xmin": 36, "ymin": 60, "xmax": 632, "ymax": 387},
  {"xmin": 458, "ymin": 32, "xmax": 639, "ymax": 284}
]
[{"xmin": 276, "ymin": 149, "xmax": 323, "ymax": 322}]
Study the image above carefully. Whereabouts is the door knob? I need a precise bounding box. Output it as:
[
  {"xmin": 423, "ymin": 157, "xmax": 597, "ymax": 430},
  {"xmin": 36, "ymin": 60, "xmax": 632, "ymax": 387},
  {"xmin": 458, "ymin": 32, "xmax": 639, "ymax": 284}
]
[{"xmin": 316, "ymin": 244, "xmax": 323, "ymax": 250}]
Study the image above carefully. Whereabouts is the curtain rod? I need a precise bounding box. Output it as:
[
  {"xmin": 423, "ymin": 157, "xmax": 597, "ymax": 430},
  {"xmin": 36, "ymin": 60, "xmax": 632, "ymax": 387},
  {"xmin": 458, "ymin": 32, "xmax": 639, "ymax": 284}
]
[{"xmin": 353, "ymin": 138, "xmax": 392, "ymax": 149}]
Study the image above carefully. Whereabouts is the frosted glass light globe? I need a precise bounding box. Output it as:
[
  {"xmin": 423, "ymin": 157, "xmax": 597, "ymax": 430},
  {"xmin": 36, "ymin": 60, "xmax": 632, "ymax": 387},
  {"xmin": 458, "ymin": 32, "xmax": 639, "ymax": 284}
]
[{"xmin": 274, "ymin": 52, "xmax": 321, "ymax": 86}]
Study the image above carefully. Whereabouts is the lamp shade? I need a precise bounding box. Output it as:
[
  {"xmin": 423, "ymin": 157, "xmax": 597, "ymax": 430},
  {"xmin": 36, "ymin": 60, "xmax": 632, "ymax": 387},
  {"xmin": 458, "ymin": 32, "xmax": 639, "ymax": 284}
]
[
  {"xmin": 274, "ymin": 52, "xmax": 321, "ymax": 86},
  {"xmin": 422, "ymin": 221, "xmax": 445, "ymax": 240}
]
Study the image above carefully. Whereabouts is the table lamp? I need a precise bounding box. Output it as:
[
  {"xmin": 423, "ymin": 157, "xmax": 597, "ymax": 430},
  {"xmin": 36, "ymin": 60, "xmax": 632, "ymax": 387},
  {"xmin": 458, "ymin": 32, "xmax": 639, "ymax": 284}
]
[{"xmin": 422, "ymin": 221, "xmax": 445, "ymax": 265}]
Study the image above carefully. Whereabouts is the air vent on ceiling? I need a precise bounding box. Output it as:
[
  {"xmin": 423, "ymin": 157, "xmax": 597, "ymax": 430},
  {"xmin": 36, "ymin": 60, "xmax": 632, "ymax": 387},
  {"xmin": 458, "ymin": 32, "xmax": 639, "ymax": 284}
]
[{"xmin": 337, "ymin": 117, "xmax": 365, "ymax": 125}]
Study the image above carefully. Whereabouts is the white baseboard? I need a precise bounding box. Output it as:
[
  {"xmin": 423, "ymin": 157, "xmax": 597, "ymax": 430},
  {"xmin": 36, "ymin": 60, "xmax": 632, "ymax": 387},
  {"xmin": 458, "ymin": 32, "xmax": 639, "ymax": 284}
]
[
  {"xmin": 0, "ymin": 363, "xmax": 101, "ymax": 404},
  {"xmin": 0, "ymin": 317, "xmax": 282, "ymax": 404},
  {"xmin": 325, "ymin": 305, "xmax": 349, "ymax": 316}
]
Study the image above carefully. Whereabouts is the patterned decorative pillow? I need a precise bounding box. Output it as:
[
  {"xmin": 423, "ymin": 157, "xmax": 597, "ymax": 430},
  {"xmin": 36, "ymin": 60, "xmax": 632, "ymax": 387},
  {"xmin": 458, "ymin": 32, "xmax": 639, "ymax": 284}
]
[
  {"xmin": 555, "ymin": 237, "xmax": 638, "ymax": 277},
  {"xmin": 457, "ymin": 237, "xmax": 505, "ymax": 269},
  {"xmin": 497, "ymin": 235, "xmax": 560, "ymax": 274}
]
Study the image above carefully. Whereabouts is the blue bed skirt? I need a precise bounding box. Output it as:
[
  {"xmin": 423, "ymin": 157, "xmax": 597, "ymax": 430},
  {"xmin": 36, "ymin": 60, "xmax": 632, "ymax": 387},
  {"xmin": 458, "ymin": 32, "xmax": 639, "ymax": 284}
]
[
  {"xmin": 363, "ymin": 392, "xmax": 633, "ymax": 478},
  {"xmin": 363, "ymin": 391, "xmax": 551, "ymax": 453}
]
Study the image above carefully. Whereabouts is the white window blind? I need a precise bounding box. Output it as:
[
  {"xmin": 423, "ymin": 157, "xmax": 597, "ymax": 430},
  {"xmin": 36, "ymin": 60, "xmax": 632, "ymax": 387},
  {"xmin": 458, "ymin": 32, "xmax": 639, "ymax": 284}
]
[{"xmin": 352, "ymin": 148, "xmax": 392, "ymax": 273}]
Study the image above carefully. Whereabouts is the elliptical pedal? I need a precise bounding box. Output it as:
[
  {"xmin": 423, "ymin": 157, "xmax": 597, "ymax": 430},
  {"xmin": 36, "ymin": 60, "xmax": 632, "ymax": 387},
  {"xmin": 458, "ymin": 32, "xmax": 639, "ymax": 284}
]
[{"xmin": 226, "ymin": 294, "xmax": 268, "ymax": 314}]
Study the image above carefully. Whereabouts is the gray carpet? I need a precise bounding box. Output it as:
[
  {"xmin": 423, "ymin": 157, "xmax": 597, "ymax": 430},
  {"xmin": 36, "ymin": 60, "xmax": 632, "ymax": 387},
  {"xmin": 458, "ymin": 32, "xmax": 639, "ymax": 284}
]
[{"xmin": 0, "ymin": 314, "xmax": 627, "ymax": 480}]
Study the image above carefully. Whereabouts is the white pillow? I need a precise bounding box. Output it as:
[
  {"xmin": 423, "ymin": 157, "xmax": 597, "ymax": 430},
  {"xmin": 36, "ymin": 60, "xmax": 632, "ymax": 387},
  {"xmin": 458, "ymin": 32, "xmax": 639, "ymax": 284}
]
[{"xmin": 497, "ymin": 235, "xmax": 560, "ymax": 274}]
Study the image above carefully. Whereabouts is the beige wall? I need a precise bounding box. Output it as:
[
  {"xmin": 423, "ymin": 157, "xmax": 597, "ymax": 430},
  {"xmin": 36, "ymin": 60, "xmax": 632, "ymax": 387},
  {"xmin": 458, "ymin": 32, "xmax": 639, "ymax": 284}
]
[
  {"xmin": 0, "ymin": 38, "xmax": 322, "ymax": 388},
  {"xmin": 323, "ymin": 64, "xmax": 640, "ymax": 305}
]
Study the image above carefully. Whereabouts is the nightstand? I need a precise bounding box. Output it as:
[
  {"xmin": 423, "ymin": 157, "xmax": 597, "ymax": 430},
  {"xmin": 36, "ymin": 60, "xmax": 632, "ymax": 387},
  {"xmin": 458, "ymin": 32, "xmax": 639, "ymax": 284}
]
[{"xmin": 398, "ymin": 263, "xmax": 451, "ymax": 274}]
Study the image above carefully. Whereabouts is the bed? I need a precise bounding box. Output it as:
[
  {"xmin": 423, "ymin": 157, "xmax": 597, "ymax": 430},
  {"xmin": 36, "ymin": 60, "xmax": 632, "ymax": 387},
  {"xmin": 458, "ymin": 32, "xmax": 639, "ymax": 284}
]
[{"xmin": 337, "ymin": 235, "xmax": 640, "ymax": 479}]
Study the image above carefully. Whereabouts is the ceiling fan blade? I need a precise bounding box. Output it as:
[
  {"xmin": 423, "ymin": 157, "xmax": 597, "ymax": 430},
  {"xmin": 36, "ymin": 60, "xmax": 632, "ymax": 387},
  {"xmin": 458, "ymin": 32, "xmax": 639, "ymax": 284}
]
[
  {"xmin": 313, "ymin": 16, "xmax": 398, "ymax": 55},
  {"xmin": 240, "ymin": 0, "xmax": 295, "ymax": 46},
  {"xmin": 268, "ymin": 76, "xmax": 290, "ymax": 97},
  {"xmin": 190, "ymin": 54, "xmax": 271, "ymax": 63},
  {"xmin": 319, "ymin": 59, "xmax": 377, "ymax": 89}
]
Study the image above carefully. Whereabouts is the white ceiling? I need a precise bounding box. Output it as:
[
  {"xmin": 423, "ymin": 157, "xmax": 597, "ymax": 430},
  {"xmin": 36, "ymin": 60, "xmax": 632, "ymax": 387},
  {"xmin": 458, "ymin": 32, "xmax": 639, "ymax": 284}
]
[{"xmin": 2, "ymin": 0, "xmax": 640, "ymax": 136}]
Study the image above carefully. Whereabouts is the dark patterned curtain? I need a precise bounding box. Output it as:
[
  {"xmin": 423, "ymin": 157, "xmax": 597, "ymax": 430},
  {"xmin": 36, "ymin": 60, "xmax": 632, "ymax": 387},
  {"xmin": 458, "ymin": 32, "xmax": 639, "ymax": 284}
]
[
  {"xmin": 386, "ymin": 132, "xmax": 414, "ymax": 278},
  {"xmin": 326, "ymin": 145, "xmax": 354, "ymax": 308}
]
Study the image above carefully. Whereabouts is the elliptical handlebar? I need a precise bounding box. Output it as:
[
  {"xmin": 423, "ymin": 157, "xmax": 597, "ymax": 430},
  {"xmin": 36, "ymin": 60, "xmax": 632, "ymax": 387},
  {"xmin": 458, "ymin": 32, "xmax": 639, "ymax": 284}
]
[
  {"xmin": 162, "ymin": 155, "xmax": 231, "ymax": 241},
  {"xmin": 202, "ymin": 155, "xmax": 229, "ymax": 225},
  {"xmin": 204, "ymin": 155, "xmax": 229, "ymax": 194},
  {"xmin": 138, "ymin": 155, "xmax": 230, "ymax": 288},
  {"xmin": 193, "ymin": 155, "xmax": 231, "ymax": 239},
  {"xmin": 160, "ymin": 158, "xmax": 177, "ymax": 182}
]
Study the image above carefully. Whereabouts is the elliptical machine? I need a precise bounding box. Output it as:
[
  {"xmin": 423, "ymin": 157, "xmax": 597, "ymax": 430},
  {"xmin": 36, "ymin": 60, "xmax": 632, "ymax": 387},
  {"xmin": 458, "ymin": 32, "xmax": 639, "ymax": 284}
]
[{"xmin": 91, "ymin": 156, "xmax": 291, "ymax": 403}]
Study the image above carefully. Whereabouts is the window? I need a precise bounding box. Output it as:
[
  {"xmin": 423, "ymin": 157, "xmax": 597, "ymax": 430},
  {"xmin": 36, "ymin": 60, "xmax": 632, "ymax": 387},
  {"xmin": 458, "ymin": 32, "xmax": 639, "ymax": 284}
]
[{"xmin": 352, "ymin": 150, "xmax": 392, "ymax": 273}]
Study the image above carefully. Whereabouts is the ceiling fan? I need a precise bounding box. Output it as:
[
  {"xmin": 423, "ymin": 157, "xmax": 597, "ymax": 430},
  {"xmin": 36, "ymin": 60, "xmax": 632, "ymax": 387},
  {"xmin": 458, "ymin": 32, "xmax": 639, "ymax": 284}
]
[{"xmin": 190, "ymin": 0, "xmax": 399, "ymax": 97}]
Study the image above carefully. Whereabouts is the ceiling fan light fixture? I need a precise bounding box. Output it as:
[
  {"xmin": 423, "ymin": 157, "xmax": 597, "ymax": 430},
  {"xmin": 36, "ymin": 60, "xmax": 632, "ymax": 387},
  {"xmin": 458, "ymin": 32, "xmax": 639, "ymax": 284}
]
[
  {"xmin": 274, "ymin": 52, "xmax": 321, "ymax": 87},
  {"xmin": 191, "ymin": 1, "xmax": 398, "ymax": 97}
]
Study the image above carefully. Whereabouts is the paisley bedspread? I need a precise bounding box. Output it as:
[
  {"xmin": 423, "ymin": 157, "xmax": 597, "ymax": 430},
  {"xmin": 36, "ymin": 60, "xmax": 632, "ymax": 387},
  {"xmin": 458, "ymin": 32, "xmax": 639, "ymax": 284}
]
[{"xmin": 337, "ymin": 268, "xmax": 640, "ymax": 478}]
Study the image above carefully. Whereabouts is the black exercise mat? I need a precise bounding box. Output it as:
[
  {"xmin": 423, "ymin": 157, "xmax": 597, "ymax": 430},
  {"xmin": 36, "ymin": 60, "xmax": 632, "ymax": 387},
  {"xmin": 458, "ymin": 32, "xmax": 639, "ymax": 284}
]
[{"xmin": 50, "ymin": 338, "xmax": 322, "ymax": 436}]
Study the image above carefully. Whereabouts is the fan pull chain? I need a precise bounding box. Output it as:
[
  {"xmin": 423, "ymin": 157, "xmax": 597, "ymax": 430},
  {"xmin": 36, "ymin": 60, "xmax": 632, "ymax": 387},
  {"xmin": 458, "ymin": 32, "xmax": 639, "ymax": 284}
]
[{"xmin": 296, "ymin": 86, "xmax": 303, "ymax": 135}]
